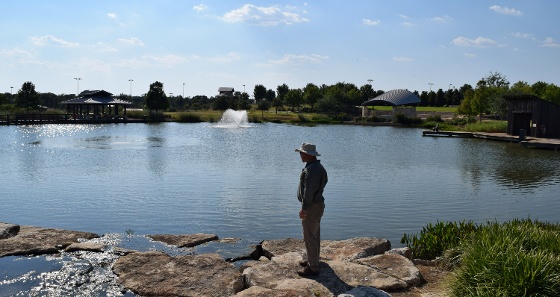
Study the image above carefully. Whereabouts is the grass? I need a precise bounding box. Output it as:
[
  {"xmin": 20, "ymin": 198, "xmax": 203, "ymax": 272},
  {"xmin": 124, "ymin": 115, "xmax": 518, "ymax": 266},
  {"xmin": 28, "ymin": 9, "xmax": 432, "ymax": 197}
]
[
  {"xmin": 464, "ymin": 120, "xmax": 508, "ymax": 133},
  {"xmin": 403, "ymin": 219, "xmax": 560, "ymax": 297}
]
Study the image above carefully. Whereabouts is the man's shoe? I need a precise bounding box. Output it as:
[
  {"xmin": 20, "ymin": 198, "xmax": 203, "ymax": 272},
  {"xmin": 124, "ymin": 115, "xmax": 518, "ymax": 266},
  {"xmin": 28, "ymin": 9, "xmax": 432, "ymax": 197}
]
[
  {"xmin": 299, "ymin": 260, "xmax": 308, "ymax": 267},
  {"xmin": 297, "ymin": 266, "xmax": 319, "ymax": 277}
]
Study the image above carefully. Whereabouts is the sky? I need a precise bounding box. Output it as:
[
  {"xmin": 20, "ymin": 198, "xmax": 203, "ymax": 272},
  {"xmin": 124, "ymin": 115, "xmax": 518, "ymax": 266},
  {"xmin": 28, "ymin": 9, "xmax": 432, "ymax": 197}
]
[{"xmin": 1, "ymin": 1, "xmax": 559, "ymax": 98}]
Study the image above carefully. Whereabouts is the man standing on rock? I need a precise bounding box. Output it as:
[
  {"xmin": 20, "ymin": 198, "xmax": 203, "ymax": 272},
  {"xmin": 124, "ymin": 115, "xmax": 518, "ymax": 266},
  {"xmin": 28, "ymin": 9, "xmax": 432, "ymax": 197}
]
[{"xmin": 295, "ymin": 142, "xmax": 328, "ymax": 276}]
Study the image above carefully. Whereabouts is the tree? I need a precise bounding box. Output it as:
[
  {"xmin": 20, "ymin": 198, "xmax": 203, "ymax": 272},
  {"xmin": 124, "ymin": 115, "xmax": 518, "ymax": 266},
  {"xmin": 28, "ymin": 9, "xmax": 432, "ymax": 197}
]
[
  {"xmin": 16, "ymin": 81, "xmax": 41, "ymax": 112},
  {"xmin": 285, "ymin": 89, "xmax": 303, "ymax": 111},
  {"xmin": 302, "ymin": 83, "xmax": 322, "ymax": 110},
  {"xmin": 360, "ymin": 84, "xmax": 375, "ymax": 101},
  {"xmin": 275, "ymin": 83, "xmax": 289, "ymax": 113},
  {"xmin": 253, "ymin": 84, "xmax": 267, "ymax": 104},
  {"xmin": 145, "ymin": 81, "xmax": 169, "ymax": 112},
  {"xmin": 257, "ymin": 99, "xmax": 270, "ymax": 118}
]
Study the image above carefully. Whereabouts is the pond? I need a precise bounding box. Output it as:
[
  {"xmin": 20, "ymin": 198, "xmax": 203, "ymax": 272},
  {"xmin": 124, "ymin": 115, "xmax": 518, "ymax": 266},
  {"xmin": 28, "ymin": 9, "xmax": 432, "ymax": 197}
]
[{"xmin": 1, "ymin": 121, "xmax": 559, "ymax": 295}]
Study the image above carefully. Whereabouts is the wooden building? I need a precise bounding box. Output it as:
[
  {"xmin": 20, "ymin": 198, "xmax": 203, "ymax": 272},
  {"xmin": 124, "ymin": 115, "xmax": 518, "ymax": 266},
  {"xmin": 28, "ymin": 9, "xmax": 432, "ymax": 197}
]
[{"xmin": 505, "ymin": 95, "xmax": 560, "ymax": 139}]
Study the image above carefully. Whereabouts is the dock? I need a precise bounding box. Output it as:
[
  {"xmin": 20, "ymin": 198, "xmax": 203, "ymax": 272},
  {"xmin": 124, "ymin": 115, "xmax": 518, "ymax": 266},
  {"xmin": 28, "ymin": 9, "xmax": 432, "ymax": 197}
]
[{"xmin": 423, "ymin": 131, "xmax": 560, "ymax": 150}]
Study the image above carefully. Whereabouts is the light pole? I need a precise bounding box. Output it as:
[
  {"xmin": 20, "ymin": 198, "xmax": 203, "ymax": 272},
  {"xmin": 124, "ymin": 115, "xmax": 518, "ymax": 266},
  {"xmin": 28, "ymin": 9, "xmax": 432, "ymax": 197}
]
[
  {"xmin": 10, "ymin": 86, "xmax": 13, "ymax": 95},
  {"xmin": 243, "ymin": 84, "xmax": 245, "ymax": 93},
  {"xmin": 183, "ymin": 83, "xmax": 185, "ymax": 98},
  {"xmin": 74, "ymin": 78, "xmax": 82, "ymax": 96},
  {"xmin": 129, "ymin": 79, "xmax": 133, "ymax": 98},
  {"xmin": 428, "ymin": 83, "xmax": 434, "ymax": 92}
]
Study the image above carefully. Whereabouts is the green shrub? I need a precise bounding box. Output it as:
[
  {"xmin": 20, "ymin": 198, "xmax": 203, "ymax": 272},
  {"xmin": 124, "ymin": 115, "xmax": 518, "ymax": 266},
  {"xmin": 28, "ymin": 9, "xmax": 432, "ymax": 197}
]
[
  {"xmin": 177, "ymin": 112, "xmax": 203, "ymax": 123},
  {"xmin": 126, "ymin": 110, "xmax": 146, "ymax": 119},
  {"xmin": 401, "ymin": 220, "xmax": 479, "ymax": 260},
  {"xmin": 451, "ymin": 219, "xmax": 560, "ymax": 296},
  {"xmin": 394, "ymin": 113, "xmax": 423, "ymax": 126},
  {"xmin": 426, "ymin": 114, "xmax": 443, "ymax": 122},
  {"xmin": 464, "ymin": 121, "xmax": 507, "ymax": 133},
  {"xmin": 297, "ymin": 114, "xmax": 310, "ymax": 122},
  {"xmin": 312, "ymin": 114, "xmax": 331, "ymax": 123}
]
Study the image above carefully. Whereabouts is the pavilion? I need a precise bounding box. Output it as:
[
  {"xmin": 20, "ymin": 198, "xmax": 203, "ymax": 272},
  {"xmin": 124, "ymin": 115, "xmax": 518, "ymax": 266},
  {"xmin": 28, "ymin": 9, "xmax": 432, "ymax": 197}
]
[
  {"xmin": 62, "ymin": 90, "xmax": 132, "ymax": 120},
  {"xmin": 361, "ymin": 89, "xmax": 421, "ymax": 118}
]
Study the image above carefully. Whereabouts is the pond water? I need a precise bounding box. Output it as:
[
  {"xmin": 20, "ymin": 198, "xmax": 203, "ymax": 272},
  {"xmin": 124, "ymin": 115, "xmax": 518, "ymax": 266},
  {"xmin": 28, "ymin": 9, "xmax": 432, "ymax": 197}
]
[{"xmin": 1, "ymin": 121, "xmax": 559, "ymax": 295}]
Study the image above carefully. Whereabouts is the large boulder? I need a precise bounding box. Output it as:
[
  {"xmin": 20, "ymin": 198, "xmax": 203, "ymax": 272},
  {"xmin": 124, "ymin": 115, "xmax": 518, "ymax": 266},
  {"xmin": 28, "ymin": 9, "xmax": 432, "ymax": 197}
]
[
  {"xmin": 112, "ymin": 251, "xmax": 244, "ymax": 297},
  {"xmin": 147, "ymin": 233, "xmax": 218, "ymax": 248},
  {"xmin": 0, "ymin": 225, "xmax": 98, "ymax": 257},
  {"xmin": 355, "ymin": 254, "xmax": 425, "ymax": 287}
]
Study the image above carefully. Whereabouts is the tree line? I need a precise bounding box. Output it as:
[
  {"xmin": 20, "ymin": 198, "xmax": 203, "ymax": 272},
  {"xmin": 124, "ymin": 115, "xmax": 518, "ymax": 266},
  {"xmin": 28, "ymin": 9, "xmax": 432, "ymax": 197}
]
[{"xmin": 2, "ymin": 72, "xmax": 559, "ymax": 120}]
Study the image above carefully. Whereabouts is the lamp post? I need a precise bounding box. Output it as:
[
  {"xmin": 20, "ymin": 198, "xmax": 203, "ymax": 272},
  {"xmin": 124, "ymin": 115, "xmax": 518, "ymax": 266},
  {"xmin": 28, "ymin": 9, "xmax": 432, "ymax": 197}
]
[
  {"xmin": 428, "ymin": 83, "xmax": 434, "ymax": 92},
  {"xmin": 74, "ymin": 78, "xmax": 82, "ymax": 96},
  {"xmin": 183, "ymin": 83, "xmax": 185, "ymax": 98},
  {"xmin": 129, "ymin": 79, "xmax": 133, "ymax": 98},
  {"xmin": 243, "ymin": 84, "xmax": 245, "ymax": 93},
  {"xmin": 10, "ymin": 86, "xmax": 13, "ymax": 95}
]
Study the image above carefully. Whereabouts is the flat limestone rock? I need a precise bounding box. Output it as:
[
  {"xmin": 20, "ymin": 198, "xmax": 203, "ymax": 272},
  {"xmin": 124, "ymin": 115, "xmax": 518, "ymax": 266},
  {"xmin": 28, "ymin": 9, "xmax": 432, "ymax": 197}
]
[
  {"xmin": 261, "ymin": 237, "xmax": 390, "ymax": 261},
  {"xmin": 355, "ymin": 254, "xmax": 425, "ymax": 287},
  {"xmin": 147, "ymin": 233, "xmax": 218, "ymax": 248},
  {"xmin": 0, "ymin": 225, "xmax": 99, "ymax": 257},
  {"xmin": 113, "ymin": 251, "xmax": 244, "ymax": 297},
  {"xmin": 328, "ymin": 260, "xmax": 408, "ymax": 291},
  {"xmin": 321, "ymin": 237, "xmax": 391, "ymax": 261},
  {"xmin": 64, "ymin": 242, "xmax": 106, "ymax": 253}
]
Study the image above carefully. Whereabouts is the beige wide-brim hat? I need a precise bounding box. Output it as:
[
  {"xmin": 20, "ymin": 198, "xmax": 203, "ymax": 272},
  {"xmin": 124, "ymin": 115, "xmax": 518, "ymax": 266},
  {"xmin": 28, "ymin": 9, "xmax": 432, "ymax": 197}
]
[{"xmin": 295, "ymin": 142, "xmax": 321, "ymax": 156}]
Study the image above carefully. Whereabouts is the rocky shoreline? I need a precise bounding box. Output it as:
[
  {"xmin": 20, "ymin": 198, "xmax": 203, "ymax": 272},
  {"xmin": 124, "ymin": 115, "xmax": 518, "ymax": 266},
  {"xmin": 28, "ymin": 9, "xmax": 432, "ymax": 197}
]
[{"xmin": 1, "ymin": 222, "xmax": 437, "ymax": 296}]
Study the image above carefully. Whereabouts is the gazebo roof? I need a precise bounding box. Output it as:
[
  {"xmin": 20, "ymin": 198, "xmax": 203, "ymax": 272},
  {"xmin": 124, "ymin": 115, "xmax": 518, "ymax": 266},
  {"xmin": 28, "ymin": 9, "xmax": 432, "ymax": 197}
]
[
  {"xmin": 62, "ymin": 90, "xmax": 132, "ymax": 105},
  {"xmin": 362, "ymin": 89, "xmax": 420, "ymax": 106}
]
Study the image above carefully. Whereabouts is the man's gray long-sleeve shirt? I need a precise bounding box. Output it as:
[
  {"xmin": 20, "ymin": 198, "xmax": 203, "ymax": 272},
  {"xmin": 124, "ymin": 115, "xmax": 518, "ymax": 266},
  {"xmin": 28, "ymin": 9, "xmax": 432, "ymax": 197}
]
[{"xmin": 297, "ymin": 160, "xmax": 328, "ymax": 210}]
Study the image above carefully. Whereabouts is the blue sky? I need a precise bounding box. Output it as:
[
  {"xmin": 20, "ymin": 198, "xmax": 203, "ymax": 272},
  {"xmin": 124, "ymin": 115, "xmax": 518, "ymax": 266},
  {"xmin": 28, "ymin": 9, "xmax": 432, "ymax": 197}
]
[{"xmin": 2, "ymin": 1, "xmax": 559, "ymax": 98}]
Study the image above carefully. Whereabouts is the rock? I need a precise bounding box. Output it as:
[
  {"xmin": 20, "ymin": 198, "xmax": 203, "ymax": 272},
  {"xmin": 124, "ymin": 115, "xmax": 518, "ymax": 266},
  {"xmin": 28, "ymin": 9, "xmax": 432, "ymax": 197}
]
[
  {"xmin": 386, "ymin": 247, "xmax": 413, "ymax": 259},
  {"xmin": 260, "ymin": 237, "xmax": 391, "ymax": 261},
  {"xmin": 355, "ymin": 254, "xmax": 425, "ymax": 286},
  {"xmin": 327, "ymin": 260, "xmax": 408, "ymax": 291},
  {"xmin": 338, "ymin": 285, "xmax": 392, "ymax": 297},
  {"xmin": 112, "ymin": 251, "xmax": 244, "ymax": 297},
  {"xmin": 0, "ymin": 222, "xmax": 20, "ymax": 239},
  {"xmin": 146, "ymin": 233, "xmax": 218, "ymax": 248},
  {"xmin": 261, "ymin": 238, "xmax": 304, "ymax": 257},
  {"xmin": 234, "ymin": 285, "xmax": 313, "ymax": 297},
  {"xmin": 0, "ymin": 225, "xmax": 99, "ymax": 257},
  {"xmin": 64, "ymin": 242, "xmax": 106, "ymax": 253},
  {"xmin": 321, "ymin": 237, "xmax": 391, "ymax": 261}
]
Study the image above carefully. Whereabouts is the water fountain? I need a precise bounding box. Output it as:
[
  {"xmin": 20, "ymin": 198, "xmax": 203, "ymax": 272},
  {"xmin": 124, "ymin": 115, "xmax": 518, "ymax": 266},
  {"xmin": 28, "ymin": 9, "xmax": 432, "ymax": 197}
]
[{"xmin": 215, "ymin": 109, "xmax": 250, "ymax": 128}]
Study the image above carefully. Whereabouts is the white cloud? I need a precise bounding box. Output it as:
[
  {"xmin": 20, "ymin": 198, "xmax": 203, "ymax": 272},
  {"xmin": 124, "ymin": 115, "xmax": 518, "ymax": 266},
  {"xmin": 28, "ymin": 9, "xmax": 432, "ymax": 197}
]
[
  {"xmin": 107, "ymin": 12, "xmax": 118, "ymax": 19},
  {"xmin": 146, "ymin": 54, "xmax": 188, "ymax": 66},
  {"xmin": 269, "ymin": 54, "xmax": 328, "ymax": 65},
  {"xmin": 117, "ymin": 37, "xmax": 144, "ymax": 46},
  {"xmin": 30, "ymin": 35, "xmax": 79, "ymax": 47},
  {"xmin": 220, "ymin": 4, "xmax": 308, "ymax": 25},
  {"xmin": 542, "ymin": 37, "xmax": 560, "ymax": 48},
  {"xmin": 452, "ymin": 36, "xmax": 498, "ymax": 47},
  {"xmin": 0, "ymin": 47, "xmax": 36, "ymax": 60},
  {"xmin": 489, "ymin": 5, "xmax": 522, "ymax": 16},
  {"xmin": 431, "ymin": 15, "xmax": 452, "ymax": 23},
  {"xmin": 208, "ymin": 52, "xmax": 241, "ymax": 63},
  {"xmin": 193, "ymin": 4, "xmax": 207, "ymax": 12},
  {"xmin": 464, "ymin": 53, "xmax": 477, "ymax": 58},
  {"xmin": 393, "ymin": 56, "xmax": 413, "ymax": 62},
  {"xmin": 363, "ymin": 19, "xmax": 380, "ymax": 26}
]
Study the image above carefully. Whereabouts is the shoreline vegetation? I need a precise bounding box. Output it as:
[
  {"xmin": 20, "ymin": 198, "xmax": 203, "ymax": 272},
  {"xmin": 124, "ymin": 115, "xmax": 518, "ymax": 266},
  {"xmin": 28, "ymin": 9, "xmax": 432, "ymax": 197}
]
[
  {"xmin": 125, "ymin": 105, "xmax": 509, "ymax": 134},
  {"xmin": 401, "ymin": 218, "xmax": 560, "ymax": 296}
]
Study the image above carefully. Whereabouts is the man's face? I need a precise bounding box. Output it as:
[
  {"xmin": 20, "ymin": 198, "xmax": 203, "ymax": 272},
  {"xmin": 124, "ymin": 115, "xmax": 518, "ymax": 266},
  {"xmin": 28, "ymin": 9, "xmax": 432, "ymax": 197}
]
[{"xmin": 299, "ymin": 152, "xmax": 312, "ymax": 162}]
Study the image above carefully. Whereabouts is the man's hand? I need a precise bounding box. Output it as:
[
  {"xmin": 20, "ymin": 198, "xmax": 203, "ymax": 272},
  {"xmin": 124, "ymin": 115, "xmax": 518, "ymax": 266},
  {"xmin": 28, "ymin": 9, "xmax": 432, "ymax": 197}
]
[{"xmin": 299, "ymin": 209, "xmax": 308, "ymax": 220}]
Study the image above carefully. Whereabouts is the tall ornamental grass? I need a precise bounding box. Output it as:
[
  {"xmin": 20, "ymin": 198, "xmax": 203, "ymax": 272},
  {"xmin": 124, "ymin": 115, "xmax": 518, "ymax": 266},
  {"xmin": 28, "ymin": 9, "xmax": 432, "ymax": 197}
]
[{"xmin": 451, "ymin": 219, "xmax": 560, "ymax": 296}]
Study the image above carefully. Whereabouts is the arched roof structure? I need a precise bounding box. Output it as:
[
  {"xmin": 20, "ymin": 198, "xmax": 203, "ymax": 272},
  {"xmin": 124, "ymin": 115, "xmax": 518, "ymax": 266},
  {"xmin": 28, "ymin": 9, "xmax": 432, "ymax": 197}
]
[{"xmin": 362, "ymin": 89, "xmax": 420, "ymax": 106}]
